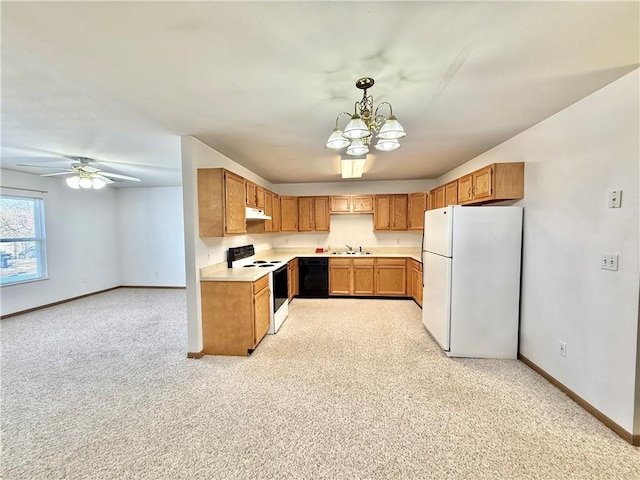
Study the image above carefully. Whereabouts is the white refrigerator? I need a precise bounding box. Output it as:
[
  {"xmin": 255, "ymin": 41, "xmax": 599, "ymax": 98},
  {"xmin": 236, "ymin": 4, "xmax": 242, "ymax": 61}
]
[{"xmin": 422, "ymin": 206, "xmax": 523, "ymax": 358}]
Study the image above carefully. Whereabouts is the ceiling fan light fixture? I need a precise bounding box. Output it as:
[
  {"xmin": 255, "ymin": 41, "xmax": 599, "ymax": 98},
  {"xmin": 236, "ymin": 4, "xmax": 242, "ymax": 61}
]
[
  {"xmin": 374, "ymin": 138, "xmax": 401, "ymax": 152},
  {"xmin": 78, "ymin": 177, "xmax": 93, "ymax": 189},
  {"xmin": 92, "ymin": 178, "xmax": 106, "ymax": 189},
  {"xmin": 66, "ymin": 176, "xmax": 81, "ymax": 189}
]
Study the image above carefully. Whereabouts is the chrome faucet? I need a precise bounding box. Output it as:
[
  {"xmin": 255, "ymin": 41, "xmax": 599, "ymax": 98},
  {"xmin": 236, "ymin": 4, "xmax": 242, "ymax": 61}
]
[
  {"xmin": 345, "ymin": 244, "xmax": 352, "ymax": 252},
  {"xmin": 359, "ymin": 246, "xmax": 362, "ymax": 252}
]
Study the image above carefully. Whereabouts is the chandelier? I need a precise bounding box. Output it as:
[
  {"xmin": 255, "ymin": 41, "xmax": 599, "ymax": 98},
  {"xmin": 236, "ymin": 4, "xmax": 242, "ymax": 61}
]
[{"xmin": 325, "ymin": 77, "xmax": 406, "ymax": 155}]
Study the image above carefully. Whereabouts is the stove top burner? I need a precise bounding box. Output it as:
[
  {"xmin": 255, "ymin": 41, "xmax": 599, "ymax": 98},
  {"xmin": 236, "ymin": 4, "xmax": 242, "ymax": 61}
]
[
  {"xmin": 259, "ymin": 264, "xmax": 274, "ymax": 268},
  {"xmin": 254, "ymin": 260, "xmax": 268, "ymax": 264},
  {"xmin": 269, "ymin": 260, "xmax": 282, "ymax": 263}
]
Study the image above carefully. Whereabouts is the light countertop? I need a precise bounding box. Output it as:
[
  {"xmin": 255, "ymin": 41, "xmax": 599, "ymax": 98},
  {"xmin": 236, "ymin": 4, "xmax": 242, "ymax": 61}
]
[{"xmin": 200, "ymin": 248, "xmax": 422, "ymax": 282}]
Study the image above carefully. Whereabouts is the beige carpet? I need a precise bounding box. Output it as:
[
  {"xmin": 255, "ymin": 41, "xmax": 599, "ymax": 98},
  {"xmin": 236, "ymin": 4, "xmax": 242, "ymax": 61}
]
[{"xmin": 1, "ymin": 288, "xmax": 639, "ymax": 479}]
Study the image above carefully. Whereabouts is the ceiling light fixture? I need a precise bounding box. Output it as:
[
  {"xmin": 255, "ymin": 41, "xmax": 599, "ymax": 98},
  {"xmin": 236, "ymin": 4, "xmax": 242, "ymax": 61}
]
[
  {"xmin": 65, "ymin": 172, "xmax": 107, "ymax": 190},
  {"xmin": 326, "ymin": 77, "xmax": 406, "ymax": 155},
  {"xmin": 340, "ymin": 155, "xmax": 367, "ymax": 179}
]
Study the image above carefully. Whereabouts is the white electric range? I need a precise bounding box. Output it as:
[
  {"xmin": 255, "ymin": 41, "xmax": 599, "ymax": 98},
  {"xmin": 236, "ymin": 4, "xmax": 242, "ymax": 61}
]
[{"xmin": 227, "ymin": 245, "xmax": 289, "ymax": 334}]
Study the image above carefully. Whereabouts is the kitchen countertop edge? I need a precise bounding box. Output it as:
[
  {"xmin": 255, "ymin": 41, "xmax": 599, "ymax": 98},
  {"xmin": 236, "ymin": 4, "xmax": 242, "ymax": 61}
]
[{"xmin": 200, "ymin": 249, "xmax": 422, "ymax": 282}]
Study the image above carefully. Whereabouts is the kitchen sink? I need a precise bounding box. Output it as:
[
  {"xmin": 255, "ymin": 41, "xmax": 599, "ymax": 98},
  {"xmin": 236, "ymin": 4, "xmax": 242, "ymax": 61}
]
[{"xmin": 330, "ymin": 251, "xmax": 372, "ymax": 255}]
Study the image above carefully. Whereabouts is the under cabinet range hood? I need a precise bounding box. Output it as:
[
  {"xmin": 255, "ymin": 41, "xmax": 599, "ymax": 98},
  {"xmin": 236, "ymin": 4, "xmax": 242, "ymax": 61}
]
[{"xmin": 245, "ymin": 207, "xmax": 271, "ymax": 221}]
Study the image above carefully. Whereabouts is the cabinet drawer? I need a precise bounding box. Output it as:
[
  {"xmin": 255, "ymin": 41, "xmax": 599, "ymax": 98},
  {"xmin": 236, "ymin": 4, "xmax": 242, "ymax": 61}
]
[
  {"xmin": 353, "ymin": 258, "xmax": 375, "ymax": 266},
  {"xmin": 330, "ymin": 258, "xmax": 351, "ymax": 266},
  {"xmin": 376, "ymin": 258, "xmax": 407, "ymax": 266},
  {"xmin": 253, "ymin": 275, "xmax": 269, "ymax": 294}
]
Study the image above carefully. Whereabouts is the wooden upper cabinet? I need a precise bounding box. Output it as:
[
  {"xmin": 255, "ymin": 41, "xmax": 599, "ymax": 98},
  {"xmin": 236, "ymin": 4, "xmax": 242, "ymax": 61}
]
[
  {"xmin": 280, "ymin": 196, "xmax": 298, "ymax": 231},
  {"xmin": 246, "ymin": 181, "xmax": 265, "ymax": 208},
  {"xmin": 197, "ymin": 168, "xmax": 246, "ymax": 237},
  {"xmin": 298, "ymin": 196, "xmax": 329, "ymax": 231},
  {"xmin": 408, "ymin": 192, "xmax": 428, "ymax": 230},
  {"xmin": 329, "ymin": 194, "xmax": 374, "ymax": 214},
  {"xmin": 271, "ymin": 194, "xmax": 281, "ymax": 232},
  {"xmin": 314, "ymin": 196, "xmax": 330, "ymax": 231},
  {"xmin": 374, "ymin": 194, "xmax": 408, "ymax": 231},
  {"xmin": 330, "ymin": 196, "xmax": 351, "ymax": 213},
  {"xmin": 459, "ymin": 162, "xmax": 524, "ymax": 205},
  {"xmin": 352, "ymin": 195, "xmax": 374, "ymax": 213},
  {"xmin": 263, "ymin": 191, "xmax": 274, "ymax": 232},
  {"xmin": 445, "ymin": 181, "xmax": 458, "ymax": 206},
  {"xmin": 373, "ymin": 195, "xmax": 391, "ymax": 230},
  {"xmin": 298, "ymin": 197, "xmax": 314, "ymax": 231},
  {"xmin": 458, "ymin": 175, "xmax": 473, "ymax": 204}
]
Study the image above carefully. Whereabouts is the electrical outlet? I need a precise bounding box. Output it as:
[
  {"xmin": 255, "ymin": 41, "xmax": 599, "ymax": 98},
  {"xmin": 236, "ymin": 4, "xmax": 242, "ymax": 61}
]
[
  {"xmin": 559, "ymin": 341, "xmax": 567, "ymax": 357},
  {"xmin": 601, "ymin": 254, "xmax": 619, "ymax": 271},
  {"xmin": 608, "ymin": 190, "xmax": 622, "ymax": 208}
]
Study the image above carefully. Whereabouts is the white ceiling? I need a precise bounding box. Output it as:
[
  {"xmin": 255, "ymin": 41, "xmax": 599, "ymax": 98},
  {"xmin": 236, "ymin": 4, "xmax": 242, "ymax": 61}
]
[{"xmin": 1, "ymin": 1, "xmax": 638, "ymax": 187}]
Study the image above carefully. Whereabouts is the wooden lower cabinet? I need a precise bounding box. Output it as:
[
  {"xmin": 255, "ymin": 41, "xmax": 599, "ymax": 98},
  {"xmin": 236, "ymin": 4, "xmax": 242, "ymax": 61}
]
[
  {"xmin": 331, "ymin": 257, "xmax": 406, "ymax": 297},
  {"xmin": 288, "ymin": 258, "xmax": 299, "ymax": 300},
  {"xmin": 200, "ymin": 275, "xmax": 270, "ymax": 356},
  {"xmin": 329, "ymin": 258, "xmax": 351, "ymax": 295},
  {"xmin": 329, "ymin": 258, "xmax": 375, "ymax": 296},
  {"xmin": 375, "ymin": 258, "xmax": 407, "ymax": 296},
  {"xmin": 409, "ymin": 259, "xmax": 423, "ymax": 307}
]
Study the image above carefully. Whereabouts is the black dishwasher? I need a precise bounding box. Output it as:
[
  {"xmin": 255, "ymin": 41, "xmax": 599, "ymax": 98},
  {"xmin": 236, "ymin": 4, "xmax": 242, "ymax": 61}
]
[{"xmin": 298, "ymin": 258, "xmax": 329, "ymax": 298}]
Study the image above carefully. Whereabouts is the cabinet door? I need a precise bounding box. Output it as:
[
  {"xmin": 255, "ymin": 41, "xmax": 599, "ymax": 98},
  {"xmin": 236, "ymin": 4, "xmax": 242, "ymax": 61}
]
[
  {"xmin": 433, "ymin": 186, "xmax": 445, "ymax": 209},
  {"xmin": 253, "ymin": 285, "xmax": 271, "ymax": 347},
  {"xmin": 314, "ymin": 196, "xmax": 330, "ymax": 231},
  {"xmin": 256, "ymin": 186, "xmax": 265, "ymax": 209},
  {"xmin": 329, "ymin": 263, "xmax": 352, "ymax": 295},
  {"xmin": 272, "ymin": 195, "xmax": 281, "ymax": 232},
  {"xmin": 298, "ymin": 197, "xmax": 314, "ymax": 231},
  {"xmin": 408, "ymin": 193, "xmax": 427, "ymax": 231},
  {"xmin": 374, "ymin": 195, "xmax": 390, "ymax": 230},
  {"xmin": 280, "ymin": 196, "xmax": 298, "ymax": 231},
  {"xmin": 391, "ymin": 194, "xmax": 408, "ymax": 230},
  {"xmin": 353, "ymin": 259, "xmax": 375, "ymax": 295},
  {"xmin": 352, "ymin": 195, "xmax": 374, "ymax": 213},
  {"xmin": 263, "ymin": 191, "xmax": 273, "ymax": 232},
  {"xmin": 224, "ymin": 171, "xmax": 247, "ymax": 235},
  {"xmin": 245, "ymin": 181, "xmax": 257, "ymax": 207},
  {"xmin": 330, "ymin": 196, "xmax": 351, "ymax": 213},
  {"xmin": 445, "ymin": 181, "xmax": 458, "ymax": 206},
  {"xmin": 458, "ymin": 175, "xmax": 473, "ymax": 204},
  {"xmin": 416, "ymin": 263, "xmax": 423, "ymax": 306},
  {"xmin": 472, "ymin": 165, "xmax": 493, "ymax": 201},
  {"xmin": 292, "ymin": 263, "xmax": 299, "ymax": 297},
  {"xmin": 375, "ymin": 259, "xmax": 407, "ymax": 296}
]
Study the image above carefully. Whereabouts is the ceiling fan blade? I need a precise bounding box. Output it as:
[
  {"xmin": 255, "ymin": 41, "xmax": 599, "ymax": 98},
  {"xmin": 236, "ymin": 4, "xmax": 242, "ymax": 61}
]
[
  {"xmin": 17, "ymin": 163, "xmax": 70, "ymax": 169},
  {"xmin": 99, "ymin": 172, "xmax": 141, "ymax": 182},
  {"xmin": 40, "ymin": 171, "xmax": 75, "ymax": 177},
  {"xmin": 94, "ymin": 175, "xmax": 114, "ymax": 184}
]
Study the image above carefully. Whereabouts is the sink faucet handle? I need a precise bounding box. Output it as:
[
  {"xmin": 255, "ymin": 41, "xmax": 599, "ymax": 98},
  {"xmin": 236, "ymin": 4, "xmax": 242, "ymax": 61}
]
[{"xmin": 359, "ymin": 246, "xmax": 362, "ymax": 252}]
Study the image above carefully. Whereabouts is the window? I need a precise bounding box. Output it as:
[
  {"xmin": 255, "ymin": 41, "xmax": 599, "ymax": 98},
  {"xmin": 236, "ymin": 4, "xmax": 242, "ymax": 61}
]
[{"xmin": 0, "ymin": 195, "xmax": 48, "ymax": 285}]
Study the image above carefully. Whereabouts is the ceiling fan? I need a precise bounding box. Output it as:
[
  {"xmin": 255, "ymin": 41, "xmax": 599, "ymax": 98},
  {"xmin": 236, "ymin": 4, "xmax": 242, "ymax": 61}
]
[{"xmin": 17, "ymin": 157, "xmax": 142, "ymax": 189}]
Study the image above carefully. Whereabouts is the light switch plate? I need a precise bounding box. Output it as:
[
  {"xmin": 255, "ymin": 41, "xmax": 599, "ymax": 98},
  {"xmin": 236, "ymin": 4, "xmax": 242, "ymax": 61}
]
[
  {"xmin": 601, "ymin": 254, "xmax": 619, "ymax": 271},
  {"xmin": 608, "ymin": 190, "xmax": 622, "ymax": 208}
]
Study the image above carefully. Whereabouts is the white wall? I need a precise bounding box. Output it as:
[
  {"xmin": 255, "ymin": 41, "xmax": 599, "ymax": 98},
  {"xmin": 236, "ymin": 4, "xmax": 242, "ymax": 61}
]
[
  {"xmin": 1, "ymin": 170, "xmax": 120, "ymax": 316},
  {"xmin": 181, "ymin": 136, "xmax": 277, "ymax": 354},
  {"xmin": 437, "ymin": 70, "xmax": 640, "ymax": 434},
  {"xmin": 116, "ymin": 187, "xmax": 186, "ymax": 287}
]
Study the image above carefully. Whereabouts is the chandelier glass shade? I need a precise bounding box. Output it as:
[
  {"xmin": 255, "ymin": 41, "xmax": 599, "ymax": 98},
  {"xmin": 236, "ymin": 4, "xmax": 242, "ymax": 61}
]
[{"xmin": 326, "ymin": 77, "xmax": 406, "ymax": 156}]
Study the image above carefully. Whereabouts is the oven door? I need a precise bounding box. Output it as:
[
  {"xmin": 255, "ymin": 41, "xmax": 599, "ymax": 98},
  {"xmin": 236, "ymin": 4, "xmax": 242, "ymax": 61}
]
[{"xmin": 272, "ymin": 264, "xmax": 288, "ymax": 313}]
